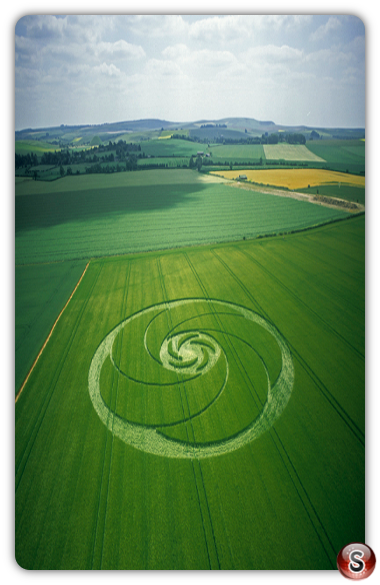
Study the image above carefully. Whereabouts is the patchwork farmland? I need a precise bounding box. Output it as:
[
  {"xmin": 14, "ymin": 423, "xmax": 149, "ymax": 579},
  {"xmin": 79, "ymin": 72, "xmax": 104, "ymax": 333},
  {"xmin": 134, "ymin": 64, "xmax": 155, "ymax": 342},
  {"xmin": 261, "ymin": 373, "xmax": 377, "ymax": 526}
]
[{"xmin": 15, "ymin": 121, "xmax": 365, "ymax": 570}]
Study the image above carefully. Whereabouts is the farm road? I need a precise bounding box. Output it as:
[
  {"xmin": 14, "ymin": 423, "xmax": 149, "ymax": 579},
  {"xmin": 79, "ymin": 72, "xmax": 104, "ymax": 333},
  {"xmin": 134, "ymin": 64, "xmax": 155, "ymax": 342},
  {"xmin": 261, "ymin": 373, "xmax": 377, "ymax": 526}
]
[{"xmin": 220, "ymin": 178, "xmax": 364, "ymax": 213}]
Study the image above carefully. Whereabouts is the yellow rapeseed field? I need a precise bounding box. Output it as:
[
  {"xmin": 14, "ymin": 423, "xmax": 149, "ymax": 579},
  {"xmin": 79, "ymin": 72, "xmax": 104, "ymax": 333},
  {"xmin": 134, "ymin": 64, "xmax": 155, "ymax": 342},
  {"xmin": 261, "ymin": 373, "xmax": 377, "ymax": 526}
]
[{"xmin": 210, "ymin": 169, "xmax": 365, "ymax": 190}]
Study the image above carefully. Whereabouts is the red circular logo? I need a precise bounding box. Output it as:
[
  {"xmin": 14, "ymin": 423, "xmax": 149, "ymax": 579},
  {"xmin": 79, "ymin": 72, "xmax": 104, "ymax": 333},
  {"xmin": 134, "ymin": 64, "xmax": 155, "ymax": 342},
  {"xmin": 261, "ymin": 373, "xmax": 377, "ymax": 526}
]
[{"xmin": 337, "ymin": 543, "xmax": 376, "ymax": 579}]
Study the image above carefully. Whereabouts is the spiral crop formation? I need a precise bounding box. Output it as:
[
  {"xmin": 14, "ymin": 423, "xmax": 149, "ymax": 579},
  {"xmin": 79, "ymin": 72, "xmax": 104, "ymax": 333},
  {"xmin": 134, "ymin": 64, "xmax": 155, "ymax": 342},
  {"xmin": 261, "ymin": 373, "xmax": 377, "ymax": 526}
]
[{"xmin": 88, "ymin": 299, "xmax": 294, "ymax": 459}]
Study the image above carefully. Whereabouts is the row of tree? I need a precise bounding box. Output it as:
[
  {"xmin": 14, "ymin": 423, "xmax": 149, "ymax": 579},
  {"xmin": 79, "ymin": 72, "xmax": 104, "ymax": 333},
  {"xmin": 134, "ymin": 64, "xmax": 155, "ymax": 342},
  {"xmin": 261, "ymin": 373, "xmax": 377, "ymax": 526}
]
[
  {"xmin": 15, "ymin": 152, "xmax": 38, "ymax": 169},
  {"xmin": 16, "ymin": 148, "xmax": 90, "ymax": 169},
  {"xmin": 200, "ymin": 123, "xmax": 227, "ymax": 129},
  {"xmin": 15, "ymin": 139, "xmax": 144, "ymax": 170},
  {"xmin": 186, "ymin": 132, "xmax": 307, "ymax": 146},
  {"xmin": 282, "ymin": 133, "xmax": 307, "ymax": 144}
]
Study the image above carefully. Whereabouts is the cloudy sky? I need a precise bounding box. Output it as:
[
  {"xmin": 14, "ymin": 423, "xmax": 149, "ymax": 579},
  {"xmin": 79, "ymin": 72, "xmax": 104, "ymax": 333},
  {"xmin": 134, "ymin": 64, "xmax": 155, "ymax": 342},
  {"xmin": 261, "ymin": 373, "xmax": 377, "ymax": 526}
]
[{"xmin": 15, "ymin": 14, "xmax": 365, "ymax": 130}]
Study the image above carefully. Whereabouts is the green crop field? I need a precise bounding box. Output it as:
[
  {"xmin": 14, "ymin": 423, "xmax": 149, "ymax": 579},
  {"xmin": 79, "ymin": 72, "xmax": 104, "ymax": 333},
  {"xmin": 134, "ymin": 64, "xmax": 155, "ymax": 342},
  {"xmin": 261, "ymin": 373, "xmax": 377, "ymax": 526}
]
[
  {"xmin": 140, "ymin": 139, "xmax": 199, "ymax": 158},
  {"xmin": 306, "ymin": 139, "xmax": 365, "ymax": 175},
  {"xmin": 14, "ymin": 165, "xmax": 355, "ymax": 395},
  {"xmin": 15, "ymin": 215, "xmax": 365, "ymax": 569},
  {"xmin": 208, "ymin": 144, "xmax": 265, "ymax": 162},
  {"xmin": 15, "ymin": 169, "xmax": 350, "ymax": 264},
  {"xmin": 15, "ymin": 139, "xmax": 60, "ymax": 155},
  {"xmin": 15, "ymin": 261, "xmax": 88, "ymax": 393}
]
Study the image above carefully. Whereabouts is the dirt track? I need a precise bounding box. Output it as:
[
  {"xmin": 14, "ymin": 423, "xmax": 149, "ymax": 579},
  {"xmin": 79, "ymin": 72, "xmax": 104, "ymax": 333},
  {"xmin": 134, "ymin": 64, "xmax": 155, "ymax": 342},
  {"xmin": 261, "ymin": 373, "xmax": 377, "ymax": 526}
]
[{"xmin": 221, "ymin": 178, "xmax": 365, "ymax": 213}]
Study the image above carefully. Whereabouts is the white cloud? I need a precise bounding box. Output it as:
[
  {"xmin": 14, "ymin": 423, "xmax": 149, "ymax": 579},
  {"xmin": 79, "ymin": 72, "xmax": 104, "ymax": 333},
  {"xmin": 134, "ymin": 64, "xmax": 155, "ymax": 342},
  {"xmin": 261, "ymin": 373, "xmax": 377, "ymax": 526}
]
[
  {"xmin": 188, "ymin": 14, "xmax": 314, "ymax": 42},
  {"xmin": 347, "ymin": 35, "xmax": 365, "ymax": 60},
  {"xmin": 145, "ymin": 58, "xmax": 182, "ymax": 77},
  {"xmin": 96, "ymin": 40, "xmax": 145, "ymax": 61},
  {"xmin": 162, "ymin": 44, "xmax": 189, "ymax": 61},
  {"xmin": 245, "ymin": 45, "xmax": 303, "ymax": 65},
  {"xmin": 127, "ymin": 15, "xmax": 188, "ymax": 38},
  {"xmin": 14, "ymin": 14, "xmax": 365, "ymax": 130},
  {"xmin": 310, "ymin": 17, "xmax": 343, "ymax": 42},
  {"xmin": 15, "ymin": 35, "xmax": 41, "ymax": 65},
  {"xmin": 163, "ymin": 43, "xmax": 236, "ymax": 66},
  {"xmin": 21, "ymin": 15, "xmax": 67, "ymax": 40},
  {"xmin": 189, "ymin": 15, "xmax": 248, "ymax": 41},
  {"xmin": 162, "ymin": 45, "xmax": 238, "ymax": 73},
  {"xmin": 251, "ymin": 14, "xmax": 308, "ymax": 30},
  {"xmin": 93, "ymin": 63, "xmax": 121, "ymax": 77}
]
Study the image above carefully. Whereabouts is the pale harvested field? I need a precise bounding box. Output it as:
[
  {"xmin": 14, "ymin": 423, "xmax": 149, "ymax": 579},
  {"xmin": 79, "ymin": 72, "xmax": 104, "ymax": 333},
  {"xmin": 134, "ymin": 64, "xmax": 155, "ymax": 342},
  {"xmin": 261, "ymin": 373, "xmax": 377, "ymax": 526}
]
[
  {"xmin": 263, "ymin": 144, "xmax": 326, "ymax": 162},
  {"xmin": 210, "ymin": 169, "xmax": 365, "ymax": 190}
]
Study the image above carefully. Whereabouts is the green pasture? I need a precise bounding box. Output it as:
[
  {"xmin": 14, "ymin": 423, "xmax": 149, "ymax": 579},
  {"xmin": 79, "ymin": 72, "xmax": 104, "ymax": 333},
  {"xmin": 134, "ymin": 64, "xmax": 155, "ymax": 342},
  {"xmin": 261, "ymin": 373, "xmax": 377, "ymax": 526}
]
[
  {"xmin": 15, "ymin": 215, "xmax": 365, "ymax": 569},
  {"xmin": 208, "ymin": 144, "xmax": 265, "ymax": 162},
  {"xmin": 110, "ymin": 130, "xmax": 161, "ymax": 142},
  {"xmin": 15, "ymin": 139, "xmax": 60, "ymax": 155},
  {"xmin": 306, "ymin": 139, "xmax": 365, "ymax": 175},
  {"xmin": 15, "ymin": 169, "xmax": 201, "ymax": 195},
  {"xmin": 140, "ymin": 138, "xmax": 199, "ymax": 158},
  {"xmin": 15, "ymin": 169, "xmax": 350, "ymax": 264}
]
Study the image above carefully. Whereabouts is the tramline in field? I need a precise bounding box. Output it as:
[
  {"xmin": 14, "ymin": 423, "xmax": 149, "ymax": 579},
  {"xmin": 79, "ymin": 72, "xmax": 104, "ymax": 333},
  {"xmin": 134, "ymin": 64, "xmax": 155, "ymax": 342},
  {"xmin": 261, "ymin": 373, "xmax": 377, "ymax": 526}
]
[
  {"xmin": 15, "ymin": 215, "xmax": 365, "ymax": 569},
  {"xmin": 15, "ymin": 121, "xmax": 366, "ymax": 571}
]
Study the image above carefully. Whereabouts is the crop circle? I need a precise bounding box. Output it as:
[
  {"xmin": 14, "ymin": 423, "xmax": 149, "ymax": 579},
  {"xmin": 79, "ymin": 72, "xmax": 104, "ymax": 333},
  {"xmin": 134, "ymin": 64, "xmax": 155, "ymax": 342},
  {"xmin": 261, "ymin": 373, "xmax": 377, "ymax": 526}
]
[{"xmin": 88, "ymin": 299, "xmax": 294, "ymax": 458}]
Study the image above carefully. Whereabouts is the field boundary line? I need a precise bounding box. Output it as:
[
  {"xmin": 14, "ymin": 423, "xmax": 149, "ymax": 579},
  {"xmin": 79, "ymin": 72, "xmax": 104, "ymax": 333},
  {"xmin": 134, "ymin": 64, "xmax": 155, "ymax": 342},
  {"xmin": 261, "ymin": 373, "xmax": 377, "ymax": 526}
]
[
  {"xmin": 16, "ymin": 261, "xmax": 101, "ymax": 492},
  {"xmin": 15, "ymin": 261, "xmax": 91, "ymax": 404}
]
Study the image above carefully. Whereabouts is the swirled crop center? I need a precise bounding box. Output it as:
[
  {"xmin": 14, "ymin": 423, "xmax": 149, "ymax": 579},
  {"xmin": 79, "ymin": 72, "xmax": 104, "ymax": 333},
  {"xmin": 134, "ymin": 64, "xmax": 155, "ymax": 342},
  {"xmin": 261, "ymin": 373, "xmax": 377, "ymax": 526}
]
[{"xmin": 88, "ymin": 299, "xmax": 294, "ymax": 459}]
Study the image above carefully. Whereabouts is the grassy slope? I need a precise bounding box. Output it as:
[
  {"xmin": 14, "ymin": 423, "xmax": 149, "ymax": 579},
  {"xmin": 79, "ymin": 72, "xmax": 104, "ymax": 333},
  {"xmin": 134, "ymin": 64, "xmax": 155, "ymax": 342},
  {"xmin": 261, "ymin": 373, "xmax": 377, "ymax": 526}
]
[
  {"xmin": 15, "ymin": 215, "xmax": 364, "ymax": 569},
  {"xmin": 306, "ymin": 140, "xmax": 365, "ymax": 175},
  {"xmin": 15, "ymin": 140, "xmax": 61, "ymax": 154},
  {"xmin": 15, "ymin": 169, "xmax": 349, "ymax": 264},
  {"xmin": 207, "ymin": 144, "xmax": 265, "ymax": 162},
  {"xmin": 140, "ymin": 139, "xmax": 199, "ymax": 158}
]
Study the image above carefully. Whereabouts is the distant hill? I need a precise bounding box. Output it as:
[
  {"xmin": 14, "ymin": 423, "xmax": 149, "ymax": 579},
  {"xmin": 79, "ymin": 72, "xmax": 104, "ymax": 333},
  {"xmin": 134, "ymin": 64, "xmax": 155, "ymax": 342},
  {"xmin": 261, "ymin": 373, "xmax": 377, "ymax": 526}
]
[
  {"xmin": 16, "ymin": 119, "xmax": 175, "ymax": 140},
  {"xmin": 15, "ymin": 117, "xmax": 365, "ymax": 144}
]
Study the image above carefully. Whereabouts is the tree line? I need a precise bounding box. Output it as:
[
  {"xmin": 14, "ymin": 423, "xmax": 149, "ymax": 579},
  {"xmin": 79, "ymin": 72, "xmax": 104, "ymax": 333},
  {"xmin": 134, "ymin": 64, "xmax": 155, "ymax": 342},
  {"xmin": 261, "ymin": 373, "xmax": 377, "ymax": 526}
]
[
  {"xmin": 179, "ymin": 132, "xmax": 307, "ymax": 146},
  {"xmin": 15, "ymin": 139, "xmax": 143, "ymax": 171}
]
